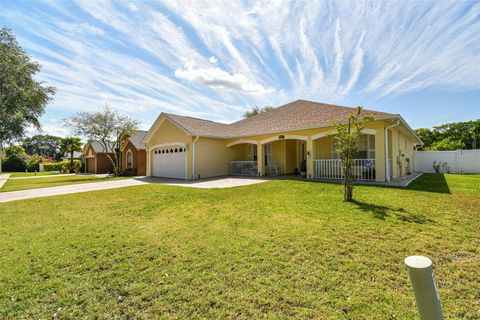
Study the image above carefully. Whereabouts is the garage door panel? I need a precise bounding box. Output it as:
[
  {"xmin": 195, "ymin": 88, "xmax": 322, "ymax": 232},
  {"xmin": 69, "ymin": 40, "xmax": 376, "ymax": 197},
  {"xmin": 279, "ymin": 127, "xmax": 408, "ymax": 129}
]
[{"xmin": 152, "ymin": 146, "xmax": 186, "ymax": 179}]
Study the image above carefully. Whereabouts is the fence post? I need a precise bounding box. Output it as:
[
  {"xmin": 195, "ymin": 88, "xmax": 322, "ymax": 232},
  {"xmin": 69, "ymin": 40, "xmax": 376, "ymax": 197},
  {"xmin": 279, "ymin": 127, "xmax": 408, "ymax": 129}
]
[{"xmin": 404, "ymin": 256, "xmax": 444, "ymax": 320}]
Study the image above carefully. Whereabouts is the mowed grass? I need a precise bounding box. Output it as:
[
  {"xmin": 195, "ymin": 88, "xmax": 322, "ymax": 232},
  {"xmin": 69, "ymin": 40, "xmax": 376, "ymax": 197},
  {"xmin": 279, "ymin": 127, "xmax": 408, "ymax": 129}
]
[
  {"xmin": 2, "ymin": 171, "xmax": 60, "ymax": 178},
  {"xmin": 0, "ymin": 174, "xmax": 478, "ymax": 319},
  {"xmin": 0, "ymin": 175, "xmax": 129, "ymax": 192}
]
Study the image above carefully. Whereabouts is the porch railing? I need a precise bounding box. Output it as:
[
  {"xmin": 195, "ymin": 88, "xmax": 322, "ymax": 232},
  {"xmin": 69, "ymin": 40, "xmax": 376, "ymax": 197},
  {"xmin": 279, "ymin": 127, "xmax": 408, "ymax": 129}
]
[
  {"xmin": 314, "ymin": 159, "xmax": 376, "ymax": 180},
  {"xmin": 228, "ymin": 161, "xmax": 258, "ymax": 176}
]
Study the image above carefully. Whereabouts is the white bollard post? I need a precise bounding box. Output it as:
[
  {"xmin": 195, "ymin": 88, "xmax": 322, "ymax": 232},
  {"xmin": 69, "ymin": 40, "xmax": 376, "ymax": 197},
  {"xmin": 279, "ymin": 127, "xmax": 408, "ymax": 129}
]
[{"xmin": 405, "ymin": 256, "xmax": 444, "ymax": 320}]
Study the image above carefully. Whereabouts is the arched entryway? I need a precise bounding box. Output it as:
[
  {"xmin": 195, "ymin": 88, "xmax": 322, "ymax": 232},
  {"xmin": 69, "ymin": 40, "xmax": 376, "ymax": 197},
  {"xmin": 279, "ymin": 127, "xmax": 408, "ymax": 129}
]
[{"xmin": 227, "ymin": 142, "xmax": 258, "ymax": 176}]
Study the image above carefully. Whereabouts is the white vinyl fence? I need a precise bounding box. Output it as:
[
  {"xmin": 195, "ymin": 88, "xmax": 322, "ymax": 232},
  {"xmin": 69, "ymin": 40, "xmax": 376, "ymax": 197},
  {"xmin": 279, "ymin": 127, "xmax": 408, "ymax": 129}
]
[{"xmin": 414, "ymin": 150, "xmax": 480, "ymax": 174}]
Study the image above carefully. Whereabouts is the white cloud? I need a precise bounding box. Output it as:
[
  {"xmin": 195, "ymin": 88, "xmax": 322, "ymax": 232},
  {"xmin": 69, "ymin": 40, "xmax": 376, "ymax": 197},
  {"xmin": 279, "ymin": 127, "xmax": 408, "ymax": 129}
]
[
  {"xmin": 57, "ymin": 22, "xmax": 105, "ymax": 36},
  {"xmin": 4, "ymin": 0, "xmax": 479, "ymax": 131},
  {"xmin": 28, "ymin": 123, "xmax": 70, "ymax": 138},
  {"xmin": 128, "ymin": 3, "xmax": 138, "ymax": 12},
  {"xmin": 174, "ymin": 64, "xmax": 274, "ymax": 95}
]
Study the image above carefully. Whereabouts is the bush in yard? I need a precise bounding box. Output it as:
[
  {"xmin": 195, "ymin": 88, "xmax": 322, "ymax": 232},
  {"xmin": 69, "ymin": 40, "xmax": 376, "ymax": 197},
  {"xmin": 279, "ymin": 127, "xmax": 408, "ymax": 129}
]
[
  {"xmin": 42, "ymin": 162, "xmax": 58, "ymax": 172},
  {"xmin": 58, "ymin": 160, "xmax": 81, "ymax": 173},
  {"xmin": 2, "ymin": 145, "xmax": 30, "ymax": 172}
]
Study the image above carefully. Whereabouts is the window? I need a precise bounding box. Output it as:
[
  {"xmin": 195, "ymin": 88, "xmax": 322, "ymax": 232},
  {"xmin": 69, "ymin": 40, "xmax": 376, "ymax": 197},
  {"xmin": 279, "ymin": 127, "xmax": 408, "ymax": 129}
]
[
  {"xmin": 331, "ymin": 138, "xmax": 339, "ymax": 159},
  {"xmin": 126, "ymin": 150, "xmax": 133, "ymax": 169},
  {"xmin": 331, "ymin": 134, "xmax": 375, "ymax": 159},
  {"xmin": 357, "ymin": 135, "xmax": 376, "ymax": 159},
  {"xmin": 264, "ymin": 143, "xmax": 272, "ymax": 166},
  {"xmin": 248, "ymin": 144, "xmax": 257, "ymax": 161}
]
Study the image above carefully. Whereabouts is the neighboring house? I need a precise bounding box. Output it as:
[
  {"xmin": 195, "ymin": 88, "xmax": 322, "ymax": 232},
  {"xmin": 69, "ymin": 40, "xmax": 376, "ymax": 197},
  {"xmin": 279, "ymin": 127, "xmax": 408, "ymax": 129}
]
[
  {"xmin": 83, "ymin": 141, "xmax": 115, "ymax": 174},
  {"xmin": 142, "ymin": 100, "xmax": 422, "ymax": 182},
  {"xmin": 61, "ymin": 151, "xmax": 83, "ymax": 161},
  {"xmin": 120, "ymin": 130, "xmax": 147, "ymax": 176}
]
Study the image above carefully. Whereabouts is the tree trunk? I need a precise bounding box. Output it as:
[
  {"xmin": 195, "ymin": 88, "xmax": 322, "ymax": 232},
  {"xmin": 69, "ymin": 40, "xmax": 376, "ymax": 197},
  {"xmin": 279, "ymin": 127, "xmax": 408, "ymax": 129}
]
[
  {"xmin": 70, "ymin": 150, "xmax": 74, "ymax": 173},
  {"xmin": 105, "ymin": 152, "xmax": 119, "ymax": 176}
]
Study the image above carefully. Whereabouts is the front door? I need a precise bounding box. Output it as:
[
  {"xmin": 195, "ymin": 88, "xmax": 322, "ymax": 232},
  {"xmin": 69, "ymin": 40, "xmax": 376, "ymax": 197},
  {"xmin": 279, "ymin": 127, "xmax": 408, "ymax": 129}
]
[{"xmin": 299, "ymin": 141, "xmax": 306, "ymax": 166}]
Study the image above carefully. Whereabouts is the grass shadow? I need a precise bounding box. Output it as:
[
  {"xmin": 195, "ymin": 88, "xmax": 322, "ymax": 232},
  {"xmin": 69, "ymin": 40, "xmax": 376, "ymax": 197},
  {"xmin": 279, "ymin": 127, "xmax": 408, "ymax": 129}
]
[
  {"xmin": 405, "ymin": 173, "xmax": 451, "ymax": 194},
  {"xmin": 291, "ymin": 173, "xmax": 452, "ymax": 195},
  {"xmin": 351, "ymin": 200, "xmax": 434, "ymax": 224}
]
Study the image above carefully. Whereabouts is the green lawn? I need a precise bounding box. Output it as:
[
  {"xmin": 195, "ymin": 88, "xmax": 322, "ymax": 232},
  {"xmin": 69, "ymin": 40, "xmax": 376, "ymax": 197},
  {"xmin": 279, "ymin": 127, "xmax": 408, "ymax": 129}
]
[
  {"xmin": 0, "ymin": 175, "xmax": 129, "ymax": 192},
  {"xmin": 0, "ymin": 174, "xmax": 478, "ymax": 319},
  {"xmin": 2, "ymin": 171, "xmax": 60, "ymax": 178}
]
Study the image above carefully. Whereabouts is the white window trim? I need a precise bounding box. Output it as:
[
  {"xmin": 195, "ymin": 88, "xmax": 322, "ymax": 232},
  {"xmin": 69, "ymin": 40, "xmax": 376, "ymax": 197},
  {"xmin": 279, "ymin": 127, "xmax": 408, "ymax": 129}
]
[
  {"xmin": 126, "ymin": 149, "xmax": 134, "ymax": 169},
  {"xmin": 331, "ymin": 134, "xmax": 376, "ymax": 159}
]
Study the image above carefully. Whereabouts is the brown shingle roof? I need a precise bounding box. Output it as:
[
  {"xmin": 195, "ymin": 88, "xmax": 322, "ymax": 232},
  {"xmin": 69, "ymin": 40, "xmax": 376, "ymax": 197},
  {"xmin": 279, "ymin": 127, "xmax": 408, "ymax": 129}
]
[
  {"xmin": 126, "ymin": 130, "xmax": 147, "ymax": 150},
  {"xmin": 164, "ymin": 100, "xmax": 394, "ymax": 139},
  {"xmin": 164, "ymin": 113, "xmax": 235, "ymax": 137}
]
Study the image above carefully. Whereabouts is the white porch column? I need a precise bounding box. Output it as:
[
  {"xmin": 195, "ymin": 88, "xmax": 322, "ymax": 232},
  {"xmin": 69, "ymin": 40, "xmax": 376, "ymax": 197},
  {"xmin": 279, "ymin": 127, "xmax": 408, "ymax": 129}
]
[
  {"xmin": 306, "ymin": 137, "xmax": 314, "ymax": 179},
  {"xmin": 257, "ymin": 142, "xmax": 263, "ymax": 176},
  {"xmin": 376, "ymin": 123, "xmax": 386, "ymax": 182}
]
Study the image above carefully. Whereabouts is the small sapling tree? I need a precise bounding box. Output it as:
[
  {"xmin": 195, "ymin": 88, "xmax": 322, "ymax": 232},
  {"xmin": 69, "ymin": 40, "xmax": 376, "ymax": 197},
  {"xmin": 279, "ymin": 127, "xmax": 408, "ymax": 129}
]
[{"xmin": 333, "ymin": 107, "xmax": 373, "ymax": 202}]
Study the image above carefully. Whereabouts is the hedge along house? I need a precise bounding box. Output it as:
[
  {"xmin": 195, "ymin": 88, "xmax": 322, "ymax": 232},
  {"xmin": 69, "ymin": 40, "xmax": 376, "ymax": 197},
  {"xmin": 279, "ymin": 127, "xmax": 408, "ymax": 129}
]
[
  {"xmin": 142, "ymin": 100, "xmax": 422, "ymax": 182},
  {"xmin": 83, "ymin": 141, "xmax": 115, "ymax": 174},
  {"xmin": 120, "ymin": 130, "xmax": 147, "ymax": 176}
]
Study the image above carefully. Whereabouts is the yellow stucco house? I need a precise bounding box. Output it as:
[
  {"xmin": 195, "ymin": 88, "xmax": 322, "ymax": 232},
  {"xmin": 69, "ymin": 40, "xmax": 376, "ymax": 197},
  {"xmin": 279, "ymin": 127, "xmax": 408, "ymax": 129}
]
[{"xmin": 142, "ymin": 100, "xmax": 422, "ymax": 182}]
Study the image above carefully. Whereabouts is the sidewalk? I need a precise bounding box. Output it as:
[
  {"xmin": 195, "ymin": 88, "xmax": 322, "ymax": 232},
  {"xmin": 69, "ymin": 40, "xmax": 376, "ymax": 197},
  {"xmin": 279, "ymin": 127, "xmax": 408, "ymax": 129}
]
[
  {"xmin": 0, "ymin": 174, "xmax": 11, "ymax": 190},
  {"xmin": 0, "ymin": 178, "xmax": 148, "ymax": 203}
]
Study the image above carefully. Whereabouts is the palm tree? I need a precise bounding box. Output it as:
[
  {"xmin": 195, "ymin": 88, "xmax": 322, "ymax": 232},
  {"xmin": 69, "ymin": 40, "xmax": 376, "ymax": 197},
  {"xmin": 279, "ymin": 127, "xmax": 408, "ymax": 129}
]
[{"xmin": 60, "ymin": 137, "xmax": 82, "ymax": 173}]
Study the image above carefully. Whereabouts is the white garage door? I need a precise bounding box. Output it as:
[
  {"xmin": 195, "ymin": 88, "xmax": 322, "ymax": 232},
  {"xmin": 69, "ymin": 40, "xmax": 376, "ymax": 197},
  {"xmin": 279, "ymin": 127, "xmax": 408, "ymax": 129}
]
[{"xmin": 152, "ymin": 146, "xmax": 187, "ymax": 179}]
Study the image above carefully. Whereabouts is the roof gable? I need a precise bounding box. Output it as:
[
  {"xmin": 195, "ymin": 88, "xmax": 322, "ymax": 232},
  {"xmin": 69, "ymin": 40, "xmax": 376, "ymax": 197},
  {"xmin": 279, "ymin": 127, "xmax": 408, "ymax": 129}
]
[
  {"xmin": 85, "ymin": 141, "xmax": 115, "ymax": 154},
  {"xmin": 124, "ymin": 130, "xmax": 147, "ymax": 150}
]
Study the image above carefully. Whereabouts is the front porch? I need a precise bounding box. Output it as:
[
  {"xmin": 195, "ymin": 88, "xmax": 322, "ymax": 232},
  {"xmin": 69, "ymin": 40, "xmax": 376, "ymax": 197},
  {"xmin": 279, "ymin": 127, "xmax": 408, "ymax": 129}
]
[{"xmin": 226, "ymin": 133, "xmax": 382, "ymax": 181}]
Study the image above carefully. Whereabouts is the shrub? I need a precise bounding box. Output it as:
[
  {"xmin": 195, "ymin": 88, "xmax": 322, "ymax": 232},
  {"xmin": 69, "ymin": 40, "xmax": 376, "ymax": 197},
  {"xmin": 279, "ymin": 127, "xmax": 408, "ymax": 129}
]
[
  {"xmin": 42, "ymin": 162, "xmax": 58, "ymax": 172},
  {"xmin": 2, "ymin": 145, "xmax": 30, "ymax": 172},
  {"xmin": 58, "ymin": 160, "xmax": 82, "ymax": 173}
]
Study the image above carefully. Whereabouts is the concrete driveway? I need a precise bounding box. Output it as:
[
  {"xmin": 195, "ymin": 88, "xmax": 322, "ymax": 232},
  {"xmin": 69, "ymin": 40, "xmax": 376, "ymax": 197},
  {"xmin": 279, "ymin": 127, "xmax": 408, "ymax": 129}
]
[{"xmin": 0, "ymin": 177, "xmax": 268, "ymax": 203}]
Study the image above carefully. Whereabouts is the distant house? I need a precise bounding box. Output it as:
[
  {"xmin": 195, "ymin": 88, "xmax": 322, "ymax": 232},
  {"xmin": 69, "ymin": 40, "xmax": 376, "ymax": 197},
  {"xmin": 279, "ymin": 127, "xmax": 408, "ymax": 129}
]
[
  {"xmin": 120, "ymin": 130, "xmax": 147, "ymax": 176},
  {"xmin": 83, "ymin": 141, "xmax": 115, "ymax": 174},
  {"xmin": 61, "ymin": 151, "xmax": 83, "ymax": 161},
  {"xmin": 142, "ymin": 99, "xmax": 423, "ymax": 181}
]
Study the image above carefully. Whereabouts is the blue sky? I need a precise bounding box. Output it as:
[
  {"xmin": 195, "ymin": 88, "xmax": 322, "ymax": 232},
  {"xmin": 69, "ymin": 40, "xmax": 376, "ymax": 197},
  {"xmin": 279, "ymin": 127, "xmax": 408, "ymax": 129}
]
[{"xmin": 2, "ymin": 0, "xmax": 479, "ymax": 137}]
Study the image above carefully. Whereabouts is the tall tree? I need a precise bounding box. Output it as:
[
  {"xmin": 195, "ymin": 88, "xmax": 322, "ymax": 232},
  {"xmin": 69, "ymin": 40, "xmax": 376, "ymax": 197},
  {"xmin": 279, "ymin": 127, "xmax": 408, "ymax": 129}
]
[
  {"xmin": 1, "ymin": 145, "xmax": 29, "ymax": 172},
  {"xmin": 428, "ymin": 137, "xmax": 466, "ymax": 151},
  {"xmin": 64, "ymin": 106, "xmax": 138, "ymax": 176},
  {"xmin": 415, "ymin": 120, "xmax": 480, "ymax": 150},
  {"xmin": 243, "ymin": 106, "xmax": 274, "ymax": 118},
  {"xmin": 0, "ymin": 27, "xmax": 55, "ymax": 172},
  {"xmin": 0, "ymin": 27, "xmax": 55, "ymax": 143},
  {"xmin": 60, "ymin": 137, "xmax": 83, "ymax": 173},
  {"xmin": 22, "ymin": 134, "xmax": 63, "ymax": 160},
  {"xmin": 333, "ymin": 107, "xmax": 373, "ymax": 202}
]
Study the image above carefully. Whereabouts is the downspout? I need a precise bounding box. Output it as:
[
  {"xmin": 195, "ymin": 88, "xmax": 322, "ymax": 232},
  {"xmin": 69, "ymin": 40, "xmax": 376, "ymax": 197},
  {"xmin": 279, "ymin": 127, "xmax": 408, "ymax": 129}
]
[
  {"xmin": 192, "ymin": 136, "xmax": 199, "ymax": 180},
  {"xmin": 385, "ymin": 120, "xmax": 400, "ymax": 182}
]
